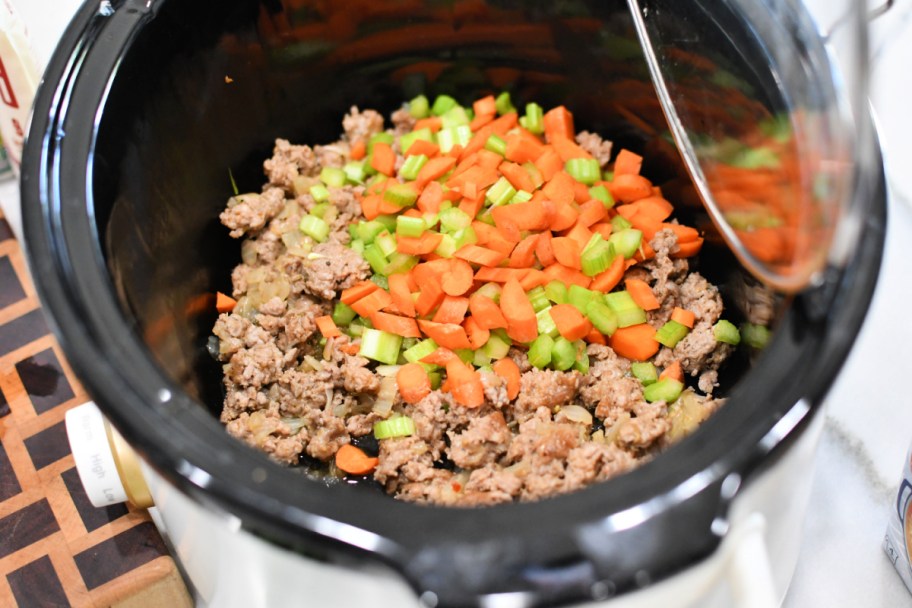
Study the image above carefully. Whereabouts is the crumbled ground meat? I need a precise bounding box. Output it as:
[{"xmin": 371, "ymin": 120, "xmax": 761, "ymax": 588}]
[{"xmin": 213, "ymin": 104, "xmax": 742, "ymax": 507}]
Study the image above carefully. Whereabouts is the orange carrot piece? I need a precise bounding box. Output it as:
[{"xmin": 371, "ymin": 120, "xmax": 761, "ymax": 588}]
[
  {"xmin": 471, "ymin": 220, "xmax": 499, "ymax": 245},
  {"xmin": 671, "ymin": 307, "xmax": 696, "ymax": 328},
  {"xmin": 492, "ymin": 357, "xmax": 521, "ymax": 400},
  {"xmin": 405, "ymin": 138, "xmax": 440, "ymax": 158},
  {"xmin": 432, "ymin": 295, "xmax": 470, "ymax": 324},
  {"xmin": 413, "ymin": 116, "xmax": 442, "ymax": 132},
  {"xmin": 416, "ymin": 180, "xmax": 444, "ymax": 214},
  {"xmin": 469, "ymin": 112, "xmax": 495, "ymax": 131},
  {"xmin": 626, "ymin": 196, "xmax": 674, "ymax": 221},
  {"xmin": 474, "ymin": 267, "xmax": 528, "ymax": 283},
  {"xmin": 388, "ymin": 274, "xmax": 416, "ymax": 318},
  {"xmin": 670, "ymin": 237, "xmax": 704, "ymax": 258},
  {"xmin": 491, "ymin": 200, "xmax": 549, "ymax": 232},
  {"xmin": 350, "ymin": 140, "xmax": 367, "ymax": 161},
  {"xmin": 535, "ymin": 230, "xmax": 556, "ymax": 266},
  {"xmin": 659, "ymin": 360, "xmax": 684, "ymax": 383},
  {"xmin": 499, "ymin": 160, "xmax": 536, "ymax": 193},
  {"xmin": 542, "ymin": 171, "xmax": 577, "ymax": 206},
  {"xmin": 416, "ymin": 156, "xmax": 457, "ymax": 187},
  {"xmin": 350, "ymin": 289, "xmax": 393, "ymax": 318},
  {"xmin": 397, "ymin": 362, "xmax": 432, "ymax": 404},
  {"xmin": 473, "ymin": 95, "xmax": 497, "ymax": 118},
  {"xmin": 476, "ymin": 149, "xmax": 504, "ymax": 171},
  {"xmin": 441, "ymin": 259, "xmax": 475, "ymax": 296},
  {"xmin": 508, "ymin": 233, "xmax": 539, "ymax": 268},
  {"xmin": 370, "ymin": 311, "xmax": 422, "ymax": 338},
  {"xmin": 589, "ymin": 255, "xmax": 625, "ymax": 293},
  {"xmin": 661, "ymin": 223, "xmax": 701, "ymax": 243},
  {"xmin": 573, "ymin": 180, "xmax": 591, "ymax": 204},
  {"xmin": 576, "ymin": 199, "xmax": 609, "ymax": 227},
  {"xmin": 562, "ymin": 222, "xmax": 593, "ymax": 250},
  {"xmin": 446, "ymin": 359, "xmax": 485, "ymax": 408},
  {"xmin": 418, "ymin": 320, "xmax": 473, "ymax": 350},
  {"xmin": 586, "ymin": 327, "xmax": 607, "ymax": 345},
  {"xmin": 504, "ymin": 132, "xmax": 545, "ymax": 164},
  {"xmin": 591, "ymin": 222, "xmax": 613, "ymax": 239},
  {"xmin": 335, "ymin": 444, "xmax": 379, "ymax": 476},
  {"xmin": 468, "ymin": 293, "xmax": 509, "ymax": 329},
  {"xmin": 488, "ymin": 111, "xmax": 519, "ymax": 135},
  {"xmin": 421, "ymin": 347, "xmax": 459, "ymax": 366},
  {"xmin": 315, "ymin": 315, "xmax": 341, "ymax": 338},
  {"xmin": 609, "ymin": 323, "xmax": 660, "ymax": 361},
  {"xmin": 551, "ymin": 237, "xmax": 582, "ymax": 270},
  {"xmin": 520, "ymin": 268, "xmax": 547, "ymax": 291},
  {"xmin": 360, "ymin": 194, "xmax": 381, "ymax": 220},
  {"xmin": 397, "ymin": 232, "xmax": 444, "ymax": 256},
  {"xmin": 625, "ymin": 278, "xmax": 660, "ymax": 311},
  {"xmin": 543, "ymin": 105, "xmax": 575, "ymax": 143},
  {"xmin": 370, "ymin": 142, "xmax": 396, "ymax": 177},
  {"xmin": 550, "ymin": 136, "xmax": 593, "ymax": 162},
  {"xmin": 534, "ymin": 147, "xmax": 564, "ymax": 182},
  {"xmin": 340, "ymin": 280, "xmax": 380, "ymax": 305},
  {"xmin": 500, "ymin": 279, "xmax": 538, "ymax": 343},
  {"xmin": 549, "ymin": 303, "xmax": 593, "ymax": 341},
  {"xmin": 543, "ymin": 263, "xmax": 591, "ymax": 288},
  {"xmin": 609, "ymin": 174, "xmax": 653, "ymax": 203},
  {"xmin": 454, "ymin": 244, "xmax": 508, "ymax": 267},
  {"xmin": 463, "ymin": 315, "xmax": 491, "ymax": 350},
  {"xmin": 458, "ymin": 193, "xmax": 486, "ymax": 219},
  {"xmin": 627, "ymin": 212, "xmax": 663, "ymax": 241},
  {"xmin": 613, "ymin": 149, "xmax": 643, "ymax": 175},
  {"xmin": 216, "ymin": 291, "xmax": 237, "ymax": 313},
  {"xmin": 414, "ymin": 281, "xmax": 446, "ymax": 317},
  {"xmin": 549, "ymin": 201, "xmax": 580, "ymax": 232}
]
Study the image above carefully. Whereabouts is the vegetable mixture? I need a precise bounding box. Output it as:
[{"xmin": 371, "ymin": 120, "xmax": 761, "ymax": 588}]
[{"xmin": 211, "ymin": 93, "xmax": 745, "ymax": 505}]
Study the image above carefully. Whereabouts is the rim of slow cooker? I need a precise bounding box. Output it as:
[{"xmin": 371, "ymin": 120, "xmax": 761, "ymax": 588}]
[{"xmin": 21, "ymin": 1, "xmax": 886, "ymax": 604}]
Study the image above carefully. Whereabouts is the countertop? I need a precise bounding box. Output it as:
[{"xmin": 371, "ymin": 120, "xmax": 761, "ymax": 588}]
[{"xmin": 5, "ymin": 1, "xmax": 912, "ymax": 606}]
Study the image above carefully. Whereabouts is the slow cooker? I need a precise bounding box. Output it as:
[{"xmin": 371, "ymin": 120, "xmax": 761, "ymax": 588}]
[{"xmin": 21, "ymin": 0, "xmax": 885, "ymax": 606}]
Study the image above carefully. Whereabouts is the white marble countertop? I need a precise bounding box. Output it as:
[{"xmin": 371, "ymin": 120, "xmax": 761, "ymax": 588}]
[{"xmin": 5, "ymin": 1, "xmax": 912, "ymax": 606}]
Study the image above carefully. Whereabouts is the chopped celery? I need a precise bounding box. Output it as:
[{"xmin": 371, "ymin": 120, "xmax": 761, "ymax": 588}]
[
  {"xmin": 343, "ymin": 161, "xmax": 366, "ymax": 185},
  {"xmin": 565, "ymin": 158, "xmax": 601, "ymax": 185},
  {"xmin": 475, "ymin": 282, "xmax": 502, "ymax": 303},
  {"xmin": 585, "ymin": 301, "xmax": 618, "ymax": 336},
  {"xmin": 359, "ymin": 328, "xmax": 402, "ymax": 365},
  {"xmin": 452, "ymin": 226, "xmax": 478, "ymax": 249},
  {"xmin": 396, "ymin": 215, "xmax": 427, "ymax": 238},
  {"xmin": 604, "ymin": 290, "xmax": 638, "ymax": 311},
  {"xmin": 332, "ymin": 302, "xmax": 357, "ymax": 326},
  {"xmin": 482, "ymin": 332, "xmax": 511, "ymax": 360},
  {"xmin": 456, "ymin": 349, "xmax": 474, "ymax": 364},
  {"xmin": 528, "ymin": 334, "xmax": 554, "ymax": 369},
  {"xmin": 409, "ymin": 94, "xmax": 430, "ymax": 119},
  {"xmin": 374, "ymin": 231, "xmax": 398, "ymax": 257},
  {"xmin": 551, "ymin": 337, "xmax": 576, "ymax": 371},
  {"xmin": 603, "ymin": 170, "xmax": 615, "ymax": 181},
  {"xmin": 567, "ymin": 284, "xmax": 598, "ymax": 315},
  {"xmin": 604, "ymin": 291, "xmax": 646, "ymax": 328},
  {"xmin": 431, "ymin": 94, "xmax": 458, "ymax": 116},
  {"xmin": 363, "ymin": 243, "xmax": 389, "ymax": 275},
  {"xmin": 519, "ymin": 102, "xmax": 544, "ymax": 135},
  {"xmin": 527, "ymin": 286, "xmax": 550, "ymax": 312},
  {"xmin": 440, "ymin": 105, "xmax": 471, "ymax": 128},
  {"xmin": 319, "ymin": 166, "xmax": 346, "ymax": 188},
  {"xmin": 609, "ymin": 228, "xmax": 643, "ymax": 259},
  {"xmin": 374, "ymin": 214, "xmax": 398, "ymax": 232},
  {"xmin": 536, "ymin": 307, "xmax": 560, "ymax": 338},
  {"xmin": 615, "ymin": 307, "xmax": 648, "ymax": 328},
  {"xmin": 349, "ymin": 239, "xmax": 365, "ymax": 254},
  {"xmin": 495, "ymin": 91, "xmax": 516, "ymax": 115},
  {"xmin": 611, "ymin": 214, "xmax": 633, "ymax": 232},
  {"xmin": 713, "ymin": 320, "xmax": 741, "ymax": 345},
  {"xmin": 631, "ymin": 361, "xmax": 658, "ymax": 385},
  {"xmin": 383, "ymin": 183, "xmax": 419, "ymax": 207},
  {"xmin": 486, "ymin": 177, "xmax": 516, "ymax": 208},
  {"xmin": 385, "ymin": 252, "xmax": 418, "ymax": 275},
  {"xmin": 428, "ymin": 371, "xmax": 442, "ymax": 390},
  {"xmin": 655, "ymin": 320, "xmax": 689, "ymax": 348},
  {"xmin": 511, "ymin": 190, "xmax": 533, "ymax": 205},
  {"xmin": 310, "ymin": 202, "xmax": 331, "ymax": 219},
  {"xmin": 473, "ymin": 349, "xmax": 492, "ymax": 368},
  {"xmin": 573, "ymin": 340, "xmax": 590, "ymax": 374},
  {"xmin": 434, "ymin": 234, "xmax": 458, "ymax": 258},
  {"xmin": 589, "ymin": 184, "xmax": 614, "ymax": 208},
  {"xmin": 399, "ymin": 127, "xmax": 433, "ymax": 156},
  {"xmin": 299, "ymin": 215, "xmax": 330, "ymax": 242},
  {"xmin": 310, "ymin": 184, "xmax": 330, "ymax": 203},
  {"xmin": 437, "ymin": 125, "xmax": 472, "ymax": 153},
  {"xmin": 374, "ymin": 415, "xmax": 416, "ymax": 439},
  {"xmin": 580, "ymin": 239, "xmax": 616, "ymax": 277},
  {"xmin": 399, "ymin": 154, "xmax": 428, "ymax": 181},
  {"xmin": 545, "ymin": 280, "xmax": 568, "ymax": 304},
  {"xmin": 404, "ymin": 338, "xmax": 439, "ymax": 364},
  {"xmin": 522, "ymin": 162, "xmax": 545, "ymax": 189},
  {"xmin": 439, "ymin": 207, "xmax": 472, "ymax": 232},
  {"xmin": 643, "ymin": 378, "xmax": 684, "ymax": 403},
  {"xmin": 356, "ymin": 220, "xmax": 387, "ymax": 244},
  {"xmin": 485, "ymin": 134, "xmax": 507, "ymax": 156},
  {"xmin": 740, "ymin": 323, "xmax": 770, "ymax": 349},
  {"xmin": 370, "ymin": 274, "xmax": 389, "ymax": 290}
]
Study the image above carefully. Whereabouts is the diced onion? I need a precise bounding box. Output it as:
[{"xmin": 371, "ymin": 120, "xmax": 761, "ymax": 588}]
[
  {"xmin": 374, "ymin": 365, "xmax": 402, "ymax": 377},
  {"xmin": 373, "ymin": 376, "xmax": 398, "ymax": 415},
  {"xmin": 558, "ymin": 404, "xmax": 593, "ymax": 426}
]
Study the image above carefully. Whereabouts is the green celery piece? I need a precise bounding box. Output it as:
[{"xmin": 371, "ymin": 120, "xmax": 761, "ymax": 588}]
[
  {"xmin": 482, "ymin": 332, "xmax": 511, "ymax": 360},
  {"xmin": 740, "ymin": 323, "xmax": 770, "ymax": 349},
  {"xmin": 485, "ymin": 134, "xmax": 507, "ymax": 156},
  {"xmin": 383, "ymin": 183, "xmax": 418, "ymax": 207},
  {"xmin": 609, "ymin": 228, "xmax": 643, "ymax": 259},
  {"xmin": 520, "ymin": 102, "xmax": 544, "ymax": 135},
  {"xmin": 437, "ymin": 125, "xmax": 472, "ymax": 153},
  {"xmin": 528, "ymin": 334, "xmax": 554, "ymax": 369},
  {"xmin": 370, "ymin": 274, "xmax": 389, "ymax": 290},
  {"xmin": 565, "ymin": 158, "xmax": 601, "ymax": 185},
  {"xmin": 604, "ymin": 291, "xmax": 646, "ymax": 328},
  {"xmin": 434, "ymin": 233, "xmax": 458, "ymax": 258},
  {"xmin": 374, "ymin": 415, "xmax": 416, "ymax": 439},
  {"xmin": 399, "ymin": 127, "xmax": 434, "ymax": 156},
  {"xmin": 527, "ymin": 286, "xmax": 550, "ymax": 312},
  {"xmin": 439, "ymin": 207, "xmax": 472, "ymax": 232},
  {"xmin": 536, "ymin": 307, "xmax": 559, "ymax": 338},
  {"xmin": 408, "ymin": 95, "xmax": 430, "ymax": 119},
  {"xmin": 359, "ymin": 328, "xmax": 403, "ymax": 365},
  {"xmin": 589, "ymin": 184, "xmax": 615, "ymax": 208},
  {"xmin": 431, "ymin": 94, "xmax": 458, "ymax": 116},
  {"xmin": 655, "ymin": 320, "xmax": 689, "ymax": 348},
  {"xmin": 456, "ymin": 349, "xmax": 474, "ymax": 364},
  {"xmin": 475, "ymin": 282, "xmax": 502, "ymax": 303},
  {"xmin": 362, "ymin": 243, "xmax": 389, "ymax": 275},
  {"xmin": 399, "ymin": 154, "xmax": 428, "ymax": 181},
  {"xmin": 319, "ymin": 166, "xmax": 346, "ymax": 188},
  {"xmin": 310, "ymin": 184, "xmax": 330, "ymax": 203},
  {"xmin": 385, "ymin": 252, "xmax": 418, "ymax": 275},
  {"xmin": 343, "ymin": 161, "xmax": 366, "ymax": 185},
  {"xmin": 580, "ymin": 240, "xmax": 615, "ymax": 277},
  {"xmin": 440, "ymin": 105, "xmax": 471, "ymax": 128},
  {"xmin": 396, "ymin": 215, "xmax": 427, "ymax": 238},
  {"xmin": 615, "ymin": 307, "xmax": 647, "ymax": 328},
  {"xmin": 332, "ymin": 302, "xmax": 357, "ymax": 326},
  {"xmin": 428, "ymin": 371, "xmax": 442, "ymax": 390},
  {"xmin": 374, "ymin": 214, "xmax": 398, "ymax": 233},
  {"xmin": 713, "ymin": 320, "xmax": 741, "ymax": 345},
  {"xmin": 511, "ymin": 190, "xmax": 533, "ymax": 205},
  {"xmin": 452, "ymin": 226, "xmax": 478, "ymax": 249},
  {"xmin": 585, "ymin": 300, "xmax": 618, "ymax": 336},
  {"xmin": 374, "ymin": 231, "xmax": 398, "ymax": 257},
  {"xmin": 486, "ymin": 177, "xmax": 516, "ymax": 208},
  {"xmin": 404, "ymin": 338, "xmax": 439, "ymax": 364},
  {"xmin": 643, "ymin": 378, "xmax": 684, "ymax": 403},
  {"xmin": 310, "ymin": 202, "xmax": 331, "ymax": 219},
  {"xmin": 545, "ymin": 280, "xmax": 568, "ymax": 304},
  {"xmin": 631, "ymin": 361, "xmax": 658, "ymax": 385},
  {"xmin": 573, "ymin": 341, "xmax": 590, "ymax": 374},
  {"xmin": 473, "ymin": 349, "xmax": 492, "ymax": 368},
  {"xmin": 567, "ymin": 284, "xmax": 598, "ymax": 315},
  {"xmin": 611, "ymin": 214, "xmax": 632, "ymax": 232},
  {"xmin": 356, "ymin": 220, "xmax": 387, "ymax": 244},
  {"xmin": 349, "ymin": 239, "xmax": 365, "ymax": 254},
  {"xmin": 522, "ymin": 162, "xmax": 545, "ymax": 189},
  {"xmin": 495, "ymin": 91, "xmax": 516, "ymax": 115},
  {"xmin": 299, "ymin": 215, "xmax": 329, "ymax": 242},
  {"xmin": 551, "ymin": 337, "xmax": 576, "ymax": 371}
]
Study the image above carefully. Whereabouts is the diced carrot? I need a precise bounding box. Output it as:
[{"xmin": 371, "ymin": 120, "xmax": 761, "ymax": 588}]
[
  {"xmin": 492, "ymin": 215, "xmax": 521, "ymax": 243},
  {"xmin": 405, "ymin": 138, "xmax": 440, "ymax": 158},
  {"xmin": 542, "ymin": 171, "xmax": 576, "ymax": 206},
  {"xmin": 613, "ymin": 149, "xmax": 643, "ymax": 175},
  {"xmin": 576, "ymin": 199, "xmax": 609, "ymax": 228},
  {"xmin": 335, "ymin": 444, "xmax": 379, "ymax": 476},
  {"xmin": 504, "ymin": 132, "xmax": 545, "ymax": 164},
  {"xmin": 548, "ymin": 201, "xmax": 579, "ymax": 232},
  {"xmin": 543, "ymin": 263, "xmax": 591, "ymax": 288},
  {"xmin": 589, "ymin": 255, "xmax": 625, "ymax": 293},
  {"xmin": 350, "ymin": 288, "xmax": 393, "ymax": 318},
  {"xmin": 550, "ymin": 136, "xmax": 593, "ymax": 162},
  {"xmin": 508, "ymin": 233, "xmax": 539, "ymax": 268},
  {"xmin": 671, "ymin": 307, "xmax": 696, "ymax": 328},
  {"xmin": 370, "ymin": 142, "xmax": 396, "ymax": 177},
  {"xmin": 446, "ymin": 359, "xmax": 485, "ymax": 408},
  {"xmin": 534, "ymin": 147, "xmax": 564, "ymax": 182},
  {"xmin": 661, "ymin": 223, "xmax": 701, "ymax": 243},
  {"xmin": 397, "ymin": 231, "xmax": 444, "ymax": 255},
  {"xmin": 454, "ymin": 244, "xmax": 508, "ymax": 267},
  {"xmin": 350, "ymin": 140, "xmax": 367, "ymax": 161},
  {"xmin": 315, "ymin": 315, "xmax": 341, "ymax": 338},
  {"xmin": 563, "ymin": 222, "xmax": 593, "ymax": 250},
  {"xmin": 610, "ymin": 323, "xmax": 660, "ymax": 361},
  {"xmin": 458, "ymin": 193, "xmax": 486, "ymax": 218},
  {"xmin": 471, "ymin": 220, "xmax": 499, "ymax": 245},
  {"xmin": 625, "ymin": 278, "xmax": 660, "ymax": 311},
  {"xmin": 418, "ymin": 320, "xmax": 473, "ymax": 350},
  {"xmin": 360, "ymin": 193, "xmax": 381, "ymax": 220},
  {"xmin": 551, "ymin": 237, "xmax": 582, "ymax": 270},
  {"xmin": 586, "ymin": 327, "xmax": 607, "ymax": 345},
  {"xmin": 500, "ymin": 279, "xmax": 538, "ymax": 343},
  {"xmin": 543, "ymin": 105, "xmax": 575, "ymax": 143},
  {"xmin": 474, "ymin": 267, "xmax": 528, "ymax": 283},
  {"xmin": 388, "ymin": 273, "xmax": 416, "ymax": 318},
  {"xmin": 634, "ymin": 239, "xmax": 656, "ymax": 262},
  {"xmin": 414, "ymin": 280, "xmax": 446, "ymax": 317},
  {"xmin": 535, "ymin": 230, "xmax": 556, "ymax": 266},
  {"xmin": 340, "ymin": 280, "xmax": 380, "ymax": 305},
  {"xmin": 216, "ymin": 291, "xmax": 237, "ymax": 313},
  {"xmin": 432, "ymin": 295, "xmax": 470, "ymax": 324},
  {"xmin": 416, "ymin": 180, "xmax": 444, "ymax": 214},
  {"xmin": 416, "ymin": 156, "xmax": 457, "ymax": 187},
  {"xmin": 670, "ymin": 237, "xmax": 704, "ymax": 258},
  {"xmin": 469, "ymin": 112, "xmax": 495, "ymax": 131},
  {"xmin": 463, "ymin": 315, "xmax": 491, "ymax": 350},
  {"xmin": 473, "ymin": 95, "xmax": 497, "ymax": 118},
  {"xmin": 488, "ymin": 111, "xmax": 519, "ymax": 135},
  {"xmin": 413, "ymin": 116, "xmax": 442, "ymax": 132},
  {"xmin": 627, "ymin": 211, "xmax": 663, "ymax": 241},
  {"xmin": 370, "ymin": 311, "xmax": 422, "ymax": 338},
  {"xmin": 397, "ymin": 362, "xmax": 432, "ymax": 404},
  {"xmin": 591, "ymin": 222, "xmax": 613, "ymax": 239},
  {"xmin": 492, "ymin": 357, "xmax": 521, "ymax": 400},
  {"xmin": 421, "ymin": 347, "xmax": 459, "ymax": 366},
  {"xmin": 468, "ymin": 293, "xmax": 509, "ymax": 329},
  {"xmin": 626, "ymin": 196, "xmax": 674, "ymax": 221},
  {"xmin": 448, "ymin": 164, "xmax": 499, "ymax": 191},
  {"xmin": 659, "ymin": 360, "xmax": 684, "ymax": 383},
  {"xmin": 573, "ymin": 180, "xmax": 591, "ymax": 204},
  {"xmin": 549, "ymin": 303, "xmax": 593, "ymax": 341},
  {"xmin": 491, "ymin": 200, "xmax": 549, "ymax": 232},
  {"xmin": 440, "ymin": 258, "xmax": 475, "ymax": 296},
  {"xmin": 609, "ymin": 174, "xmax": 653, "ymax": 203},
  {"xmin": 499, "ymin": 161, "xmax": 536, "ymax": 193}
]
